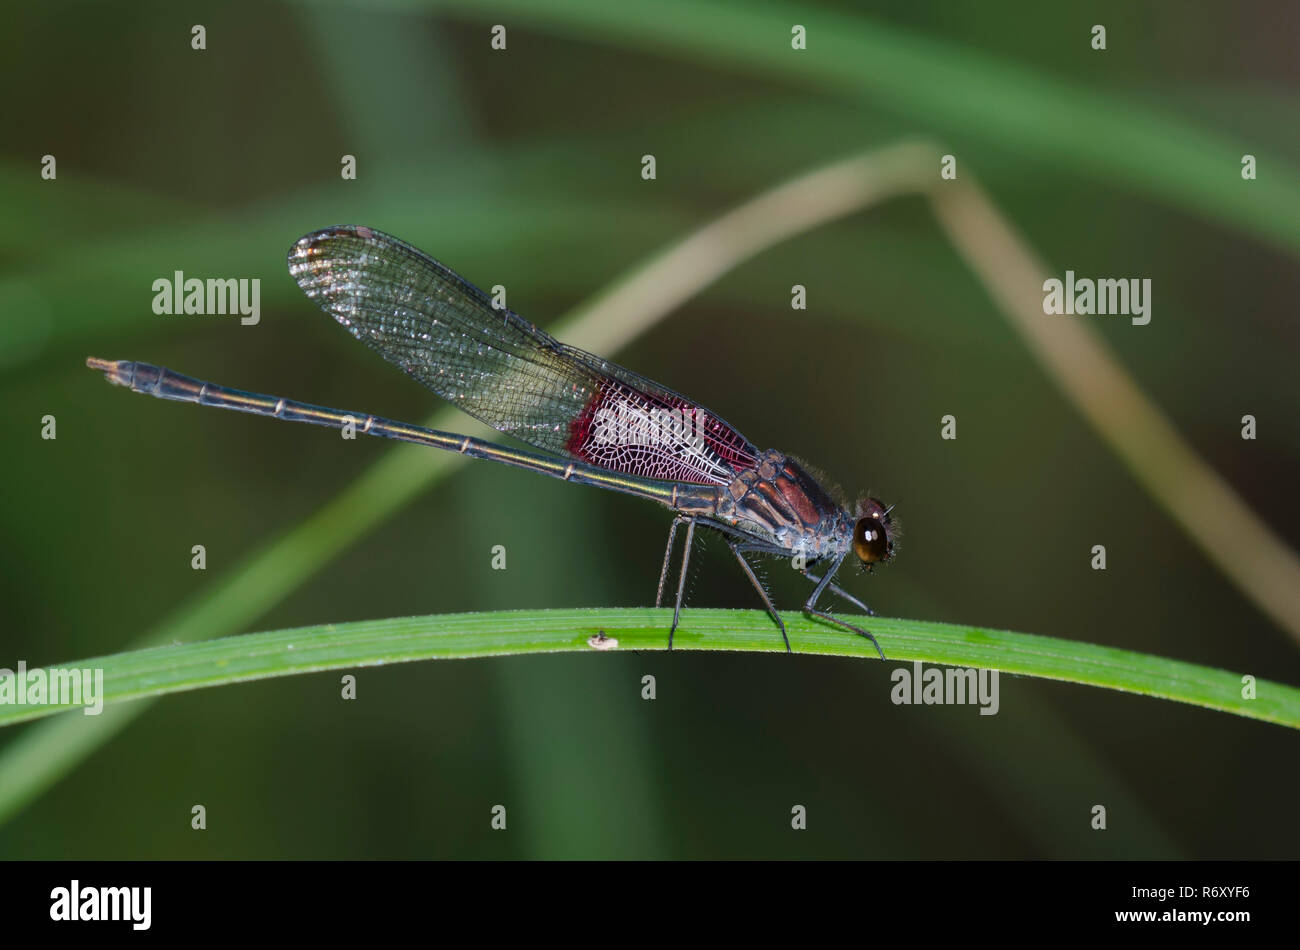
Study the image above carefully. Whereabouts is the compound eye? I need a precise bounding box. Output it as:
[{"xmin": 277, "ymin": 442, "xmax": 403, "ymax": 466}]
[{"xmin": 854, "ymin": 516, "xmax": 889, "ymax": 563}]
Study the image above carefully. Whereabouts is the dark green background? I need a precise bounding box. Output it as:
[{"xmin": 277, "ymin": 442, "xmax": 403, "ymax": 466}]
[{"xmin": 2, "ymin": 0, "xmax": 1298, "ymax": 858}]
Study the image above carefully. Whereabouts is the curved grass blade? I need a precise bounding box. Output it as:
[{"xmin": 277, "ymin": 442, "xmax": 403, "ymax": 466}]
[{"xmin": 1, "ymin": 609, "xmax": 1294, "ymax": 730}]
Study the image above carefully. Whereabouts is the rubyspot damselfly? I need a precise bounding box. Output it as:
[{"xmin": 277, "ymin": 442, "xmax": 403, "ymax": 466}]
[{"xmin": 87, "ymin": 225, "xmax": 896, "ymax": 655}]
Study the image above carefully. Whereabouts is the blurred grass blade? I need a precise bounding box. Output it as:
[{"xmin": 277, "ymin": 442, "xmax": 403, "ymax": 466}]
[
  {"xmin": 2, "ymin": 609, "xmax": 1295, "ymax": 730},
  {"xmin": 419, "ymin": 0, "xmax": 1300, "ymax": 255},
  {"xmin": 928, "ymin": 176, "xmax": 1300, "ymax": 644}
]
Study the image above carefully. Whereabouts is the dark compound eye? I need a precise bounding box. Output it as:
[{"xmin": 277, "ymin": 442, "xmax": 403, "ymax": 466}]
[{"xmin": 854, "ymin": 516, "xmax": 891, "ymax": 564}]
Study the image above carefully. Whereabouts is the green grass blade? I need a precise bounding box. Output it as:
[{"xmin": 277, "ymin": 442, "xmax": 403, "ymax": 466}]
[{"xmin": 2, "ymin": 609, "xmax": 1293, "ymax": 730}]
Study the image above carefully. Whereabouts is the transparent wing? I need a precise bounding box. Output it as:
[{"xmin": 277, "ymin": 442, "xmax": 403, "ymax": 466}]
[{"xmin": 287, "ymin": 225, "xmax": 759, "ymax": 485}]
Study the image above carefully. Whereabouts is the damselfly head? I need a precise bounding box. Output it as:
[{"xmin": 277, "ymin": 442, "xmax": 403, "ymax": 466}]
[{"xmin": 852, "ymin": 496, "xmax": 897, "ymax": 567}]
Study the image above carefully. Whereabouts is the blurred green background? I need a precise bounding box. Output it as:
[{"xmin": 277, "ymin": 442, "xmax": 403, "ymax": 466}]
[{"xmin": 2, "ymin": 0, "xmax": 1298, "ymax": 858}]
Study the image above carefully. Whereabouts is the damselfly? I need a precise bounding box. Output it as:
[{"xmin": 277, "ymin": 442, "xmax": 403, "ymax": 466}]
[{"xmin": 87, "ymin": 226, "xmax": 896, "ymax": 654}]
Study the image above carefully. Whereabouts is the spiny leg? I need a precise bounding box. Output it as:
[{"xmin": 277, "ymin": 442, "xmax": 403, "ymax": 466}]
[
  {"xmin": 802, "ymin": 552, "xmax": 886, "ymax": 659},
  {"xmin": 655, "ymin": 516, "xmax": 688, "ymax": 608},
  {"xmin": 728, "ymin": 542, "xmax": 790, "ymax": 653},
  {"xmin": 804, "ymin": 607, "xmax": 886, "ymax": 660},
  {"xmin": 805, "ymin": 551, "xmax": 844, "ymax": 604},
  {"xmin": 668, "ymin": 517, "xmax": 697, "ymax": 650},
  {"xmin": 800, "ymin": 568, "xmax": 876, "ymax": 617}
]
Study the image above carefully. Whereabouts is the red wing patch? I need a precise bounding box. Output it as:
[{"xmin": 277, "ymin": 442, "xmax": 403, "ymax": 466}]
[{"xmin": 567, "ymin": 380, "xmax": 757, "ymax": 485}]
